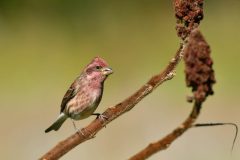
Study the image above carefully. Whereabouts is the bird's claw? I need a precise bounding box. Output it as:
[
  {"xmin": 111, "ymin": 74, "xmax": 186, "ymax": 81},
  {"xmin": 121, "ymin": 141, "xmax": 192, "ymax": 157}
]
[
  {"xmin": 92, "ymin": 113, "xmax": 108, "ymax": 121},
  {"xmin": 92, "ymin": 113, "xmax": 108, "ymax": 128},
  {"xmin": 97, "ymin": 114, "xmax": 108, "ymax": 121},
  {"xmin": 76, "ymin": 128, "xmax": 85, "ymax": 136},
  {"xmin": 97, "ymin": 114, "xmax": 108, "ymax": 128}
]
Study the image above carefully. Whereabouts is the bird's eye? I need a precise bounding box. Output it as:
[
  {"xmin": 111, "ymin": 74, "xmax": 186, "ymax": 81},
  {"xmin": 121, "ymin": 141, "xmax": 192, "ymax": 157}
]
[{"xmin": 95, "ymin": 66, "xmax": 101, "ymax": 70}]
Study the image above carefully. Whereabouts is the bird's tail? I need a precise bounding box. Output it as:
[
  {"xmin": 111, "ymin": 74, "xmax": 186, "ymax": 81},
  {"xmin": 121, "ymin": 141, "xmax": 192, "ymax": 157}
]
[{"xmin": 45, "ymin": 113, "xmax": 68, "ymax": 133}]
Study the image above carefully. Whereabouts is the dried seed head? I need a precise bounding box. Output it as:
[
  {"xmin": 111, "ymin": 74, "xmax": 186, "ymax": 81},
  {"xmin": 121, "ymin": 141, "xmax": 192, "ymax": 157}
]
[{"xmin": 184, "ymin": 29, "xmax": 216, "ymax": 103}]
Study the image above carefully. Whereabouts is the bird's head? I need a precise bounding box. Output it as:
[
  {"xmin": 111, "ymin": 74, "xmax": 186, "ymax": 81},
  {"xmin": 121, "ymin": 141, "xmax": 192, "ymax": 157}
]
[{"xmin": 83, "ymin": 57, "xmax": 113, "ymax": 81}]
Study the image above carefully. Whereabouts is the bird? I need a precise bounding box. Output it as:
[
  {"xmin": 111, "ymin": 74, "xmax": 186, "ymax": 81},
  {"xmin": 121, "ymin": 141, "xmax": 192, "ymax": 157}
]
[{"xmin": 45, "ymin": 57, "xmax": 113, "ymax": 133}]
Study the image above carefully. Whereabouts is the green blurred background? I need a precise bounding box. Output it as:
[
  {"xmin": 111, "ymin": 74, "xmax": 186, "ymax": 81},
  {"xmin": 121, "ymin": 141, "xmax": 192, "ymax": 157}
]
[{"xmin": 0, "ymin": 0, "xmax": 239, "ymax": 159}]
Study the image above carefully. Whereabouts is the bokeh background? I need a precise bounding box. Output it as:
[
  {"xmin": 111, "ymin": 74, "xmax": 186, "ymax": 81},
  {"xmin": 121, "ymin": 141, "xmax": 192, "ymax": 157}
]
[{"xmin": 0, "ymin": 0, "xmax": 239, "ymax": 159}]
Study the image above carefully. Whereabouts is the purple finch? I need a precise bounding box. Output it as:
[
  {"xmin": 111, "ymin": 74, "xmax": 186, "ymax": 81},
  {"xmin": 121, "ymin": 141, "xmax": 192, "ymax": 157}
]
[{"xmin": 45, "ymin": 57, "xmax": 113, "ymax": 133}]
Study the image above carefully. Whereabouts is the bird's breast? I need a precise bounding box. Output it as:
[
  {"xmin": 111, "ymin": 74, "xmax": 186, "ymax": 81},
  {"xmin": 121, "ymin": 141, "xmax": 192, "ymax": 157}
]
[{"xmin": 66, "ymin": 87, "xmax": 103, "ymax": 120}]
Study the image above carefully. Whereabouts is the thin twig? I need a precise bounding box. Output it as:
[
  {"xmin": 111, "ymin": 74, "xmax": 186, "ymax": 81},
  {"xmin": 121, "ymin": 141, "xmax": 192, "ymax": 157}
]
[{"xmin": 193, "ymin": 122, "xmax": 239, "ymax": 153}]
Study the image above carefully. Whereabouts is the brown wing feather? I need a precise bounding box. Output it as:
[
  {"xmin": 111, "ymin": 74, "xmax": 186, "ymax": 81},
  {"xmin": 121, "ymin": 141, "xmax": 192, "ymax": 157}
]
[{"xmin": 60, "ymin": 81, "xmax": 78, "ymax": 113}]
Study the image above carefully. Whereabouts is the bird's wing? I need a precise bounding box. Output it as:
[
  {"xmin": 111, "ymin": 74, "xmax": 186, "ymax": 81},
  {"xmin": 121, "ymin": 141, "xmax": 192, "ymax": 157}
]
[{"xmin": 60, "ymin": 81, "xmax": 78, "ymax": 113}]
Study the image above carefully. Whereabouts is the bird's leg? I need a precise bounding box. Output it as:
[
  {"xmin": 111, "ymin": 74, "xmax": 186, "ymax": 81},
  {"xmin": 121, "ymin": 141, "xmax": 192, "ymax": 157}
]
[
  {"xmin": 71, "ymin": 119, "xmax": 84, "ymax": 136},
  {"xmin": 71, "ymin": 119, "xmax": 95, "ymax": 137},
  {"xmin": 71, "ymin": 119, "xmax": 82, "ymax": 135}
]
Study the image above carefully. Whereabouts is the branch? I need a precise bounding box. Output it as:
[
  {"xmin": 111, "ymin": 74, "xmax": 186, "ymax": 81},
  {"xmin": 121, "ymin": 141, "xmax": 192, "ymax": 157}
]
[
  {"xmin": 40, "ymin": 39, "xmax": 185, "ymax": 160},
  {"xmin": 129, "ymin": 101, "xmax": 202, "ymax": 160},
  {"xmin": 129, "ymin": 28, "xmax": 215, "ymax": 160},
  {"xmin": 129, "ymin": 0, "xmax": 216, "ymax": 159}
]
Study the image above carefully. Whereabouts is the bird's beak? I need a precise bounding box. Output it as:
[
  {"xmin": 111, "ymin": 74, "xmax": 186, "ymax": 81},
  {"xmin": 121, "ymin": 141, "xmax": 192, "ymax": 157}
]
[{"xmin": 101, "ymin": 67, "xmax": 113, "ymax": 76}]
